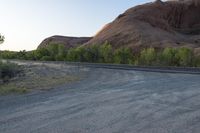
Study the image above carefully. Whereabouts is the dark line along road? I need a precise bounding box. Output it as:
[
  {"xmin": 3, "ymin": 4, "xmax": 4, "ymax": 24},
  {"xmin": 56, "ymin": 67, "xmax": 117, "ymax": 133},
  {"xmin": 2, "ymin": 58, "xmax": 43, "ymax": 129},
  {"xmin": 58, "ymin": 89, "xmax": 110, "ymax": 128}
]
[{"xmin": 8, "ymin": 59, "xmax": 200, "ymax": 74}]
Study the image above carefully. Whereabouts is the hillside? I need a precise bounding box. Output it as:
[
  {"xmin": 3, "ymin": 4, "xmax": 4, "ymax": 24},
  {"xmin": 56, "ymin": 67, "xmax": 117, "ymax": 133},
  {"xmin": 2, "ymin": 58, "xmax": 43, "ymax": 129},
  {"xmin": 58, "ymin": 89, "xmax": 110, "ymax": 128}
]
[
  {"xmin": 38, "ymin": 0, "xmax": 200, "ymax": 53},
  {"xmin": 86, "ymin": 0, "xmax": 200, "ymax": 51},
  {"xmin": 38, "ymin": 35, "xmax": 92, "ymax": 49}
]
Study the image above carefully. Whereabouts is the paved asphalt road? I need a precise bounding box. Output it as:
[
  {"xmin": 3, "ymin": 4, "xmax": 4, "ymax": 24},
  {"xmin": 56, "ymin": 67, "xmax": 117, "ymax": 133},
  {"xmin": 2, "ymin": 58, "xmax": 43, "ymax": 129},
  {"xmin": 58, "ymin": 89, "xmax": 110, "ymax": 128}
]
[{"xmin": 1, "ymin": 65, "xmax": 200, "ymax": 133}]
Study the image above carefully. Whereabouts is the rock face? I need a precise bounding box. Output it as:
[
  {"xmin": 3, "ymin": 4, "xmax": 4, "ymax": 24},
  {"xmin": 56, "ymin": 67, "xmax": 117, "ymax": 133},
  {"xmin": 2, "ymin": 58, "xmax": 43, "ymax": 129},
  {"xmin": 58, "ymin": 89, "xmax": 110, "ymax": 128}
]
[
  {"xmin": 38, "ymin": 36, "xmax": 92, "ymax": 49},
  {"xmin": 86, "ymin": 0, "xmax": 200, "ymax": 51},
  {"xmin": 39, "ymin": 0, "xmax": 200, "ymax": 52}
]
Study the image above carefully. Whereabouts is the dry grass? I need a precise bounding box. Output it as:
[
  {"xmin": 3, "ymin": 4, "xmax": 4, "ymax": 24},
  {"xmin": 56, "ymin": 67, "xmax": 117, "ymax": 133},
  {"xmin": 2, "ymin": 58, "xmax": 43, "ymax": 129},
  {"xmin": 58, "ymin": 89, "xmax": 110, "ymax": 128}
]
[{"xmin": 0, "ymin": 63, "xmax": 80, "ymax": 95}]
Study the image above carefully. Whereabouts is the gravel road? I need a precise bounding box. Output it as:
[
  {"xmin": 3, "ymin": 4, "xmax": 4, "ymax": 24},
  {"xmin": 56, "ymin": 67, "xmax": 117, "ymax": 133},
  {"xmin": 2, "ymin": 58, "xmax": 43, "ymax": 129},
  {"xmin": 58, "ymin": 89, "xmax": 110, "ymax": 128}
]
[{"xmin": 1, "ymin": 63, "xmax": 200, "ymax": 133}]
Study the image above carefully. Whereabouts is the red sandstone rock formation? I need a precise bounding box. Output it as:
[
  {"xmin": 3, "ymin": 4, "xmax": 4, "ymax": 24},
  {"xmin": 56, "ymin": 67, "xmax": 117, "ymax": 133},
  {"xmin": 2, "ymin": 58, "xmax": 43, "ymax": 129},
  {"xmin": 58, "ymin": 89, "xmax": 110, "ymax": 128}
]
[
  {"xmin": 85, "ymin": 0, "xmax": 200, "ymax": 51},
  {"xmin": 39, "ymin": 0, "xmax": 200, "ymax": 53},
  {"xmin": 38, "ymin": 36, "xmax": 92, "ymax": 49}
]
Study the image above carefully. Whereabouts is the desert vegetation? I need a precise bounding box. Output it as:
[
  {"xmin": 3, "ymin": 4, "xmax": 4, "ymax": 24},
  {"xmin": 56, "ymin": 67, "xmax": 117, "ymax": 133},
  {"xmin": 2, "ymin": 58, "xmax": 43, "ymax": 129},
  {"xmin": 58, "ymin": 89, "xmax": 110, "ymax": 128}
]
[
  {"xmin": 0, "ymin": 61, "xmax": 21, "ymax": 83},
  {"xmin": 0, "ymin": 35, "xmax": 20, "ymax": 83},
  {"xmin": 0, "ymin": 66, "xmax": 27, "ymax": 94},
  {"xmin": 0, "ymin": 35, "xmax": 26, "ymax": 94},
  {"xmin": 0, "ymin": 61, "xmax": 80, "ymax": 95},
  {"xmin": 0, "ymin": 42, "xmax": 198, "ymax": 67},
  {"xmin": 0, "ymin": 34, "xmax": 4, "ymax": 44}
]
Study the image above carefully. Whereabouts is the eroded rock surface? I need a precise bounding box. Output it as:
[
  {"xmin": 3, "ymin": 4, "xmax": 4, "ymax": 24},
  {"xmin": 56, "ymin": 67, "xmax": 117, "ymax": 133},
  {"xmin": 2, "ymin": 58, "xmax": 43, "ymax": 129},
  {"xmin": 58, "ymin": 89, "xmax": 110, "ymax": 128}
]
[
  {"xmin": 38, "ymin": 35, "xmax": 92, "ymax": 49},
  {"xmin": 86, "ymin": 0, "xmax": 200, "ymax": 51}
]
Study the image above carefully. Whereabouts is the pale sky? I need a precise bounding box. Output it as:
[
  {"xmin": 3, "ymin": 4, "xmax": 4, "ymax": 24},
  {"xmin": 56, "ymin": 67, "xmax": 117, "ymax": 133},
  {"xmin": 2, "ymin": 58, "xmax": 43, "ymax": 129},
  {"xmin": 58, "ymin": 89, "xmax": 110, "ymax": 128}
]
[{"xmin": 0, "ymin": 0, "xmax": 153, "ymax": 51}]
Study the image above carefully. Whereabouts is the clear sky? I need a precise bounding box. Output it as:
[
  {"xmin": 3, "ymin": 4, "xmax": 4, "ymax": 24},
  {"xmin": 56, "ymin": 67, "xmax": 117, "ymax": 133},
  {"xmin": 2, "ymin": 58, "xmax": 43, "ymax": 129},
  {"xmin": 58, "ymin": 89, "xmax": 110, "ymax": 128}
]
[{"xmin": 0, "ymin": 0, "xmax": 153, "ymax": 51}]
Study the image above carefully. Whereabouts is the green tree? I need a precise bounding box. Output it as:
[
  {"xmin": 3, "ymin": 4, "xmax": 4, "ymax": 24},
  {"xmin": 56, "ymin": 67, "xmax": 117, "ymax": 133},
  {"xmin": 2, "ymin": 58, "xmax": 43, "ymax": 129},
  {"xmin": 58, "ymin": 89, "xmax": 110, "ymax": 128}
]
[
  {"xmin": 0, "ymin": 34, "xmax": 5, "ymax": 59},
  {"xmin": 24, "ymin": 51, "xmax": 35, "ymax": 60},
  {"xmin": 34, "ymin": 48, "xmax": 50, "ymax": 60},
  {"xmin": 66, "ymin": 48, "xmax": 78, "ymax": 61},
  {"xmin": 45, "ymin": 44, "xmax": 67, "ymax": 61},
  {"xmin": 175, "ymin": 47, "xmax": 193, "ymax": 66},
  {"xmin": 40, "ymin": 56, "xmax": 53, "ymax": 61},
  {"xmin": 114, "ymin": 47, "xmax": 133, "ymax": 64},
  {"xmin": 17, "ymin": 50, "xmax": 27, "ymax": 59},
  {"xmin": 139, "ymin": 48, "xmax": 156, "ymax": 65},
  {"xmin": 193, "ymin": 55, "xmax": 200, "ymax": 67},
  {"xmin": 75, "ymin": 47, "xmax": 87, "ymax": 62},
  {"xmin": 0, "ymin": 34, "xmax": 5, "ymax": 44},
  {"xmin": 162, "ymin": 48, "xmax": 178, "ymax": 66},
  {"xmin": 47, "ymin": 44, "xmax": 59, "ymax": 60},
  {"xmin": 55, "ymin": 44, "xmax": 66, "ymax": 61},
  {"xmin": 99, "ymin": 42, "xmax": 113, "ymax": 63},
  {"xmin": 66, "ymin": 47, "xmax": 86, "ymax": 62},
  {"xmin": 83, "ymin": 45, "xmax": 100, "ymax": 63},
  {"xmin": 0, "ymin": 51, "xmax": 17, "ymax": 59}
]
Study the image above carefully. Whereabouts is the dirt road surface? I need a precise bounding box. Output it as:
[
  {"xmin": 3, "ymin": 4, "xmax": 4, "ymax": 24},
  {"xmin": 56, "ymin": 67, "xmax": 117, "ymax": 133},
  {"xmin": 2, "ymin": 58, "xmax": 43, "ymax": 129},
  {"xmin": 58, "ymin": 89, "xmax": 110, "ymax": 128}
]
[{"xmin": 1, "ymin": 61, "xmax": 200, "ymax": 133}]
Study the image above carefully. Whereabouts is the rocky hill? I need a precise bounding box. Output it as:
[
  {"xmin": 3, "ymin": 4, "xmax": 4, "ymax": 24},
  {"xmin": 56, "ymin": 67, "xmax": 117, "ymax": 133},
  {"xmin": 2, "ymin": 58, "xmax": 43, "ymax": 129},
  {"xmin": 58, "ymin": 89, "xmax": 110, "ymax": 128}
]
[
  {"xmin": 86, "ymin": 0, "xmax": 200, "ymax": 52},
  {"xmin": 38, "ymin": 36, "xmax": 92, "ymax": 49},
  {"xmin": 38, "ymin": 0, "xmax": 200, "ymax": 53}
]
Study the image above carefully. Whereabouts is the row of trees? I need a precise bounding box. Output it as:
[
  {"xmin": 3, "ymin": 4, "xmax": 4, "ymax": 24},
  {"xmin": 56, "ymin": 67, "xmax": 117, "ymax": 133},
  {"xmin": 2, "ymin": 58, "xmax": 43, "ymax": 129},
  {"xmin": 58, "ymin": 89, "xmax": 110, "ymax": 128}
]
[
  {"xmin": 0, "ymin": 42, "xmax": 199, "ymax": 67},
  {"xmin": 138, "ymin": 47, "xmax": 195, "ymax": 67},
  {"xmin": 0, "ymin": 43, "xmax": 134, "ymax": 64}
]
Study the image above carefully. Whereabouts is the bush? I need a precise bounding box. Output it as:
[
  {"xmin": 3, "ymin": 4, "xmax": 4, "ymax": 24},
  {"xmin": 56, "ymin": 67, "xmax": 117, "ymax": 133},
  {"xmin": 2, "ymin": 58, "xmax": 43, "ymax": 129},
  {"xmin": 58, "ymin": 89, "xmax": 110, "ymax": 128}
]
[
  {"xmin": 84, "ymin": 45, "xmax": 101, "ymax": 63},
  {"xmin": 66, "ymin": 48, "xmax": 78, "ymax": 61},
  {"xmin": 0, "ymin": 61, "xmax": 21, "ymax": 83},
  {"xmin": 0, "ymin": 51, "xmax": 17, "ymax": 59},
  {"xmin": 99, "ymin": 42, "xmax": 113, "ymax": 63},
  {"xmin": 194, "ymin": 55, "xmax": 200, "ymax": 67},
  {"xmin": 0, "ymin": 42, "xmax": 199, "ymax": 67},
  {"xmin": 175, "ymin": 47, "xmax": 193, "ymax": 67},
  {"xmin": 139, "ymin": 48, "xmax": 157, "ymax": 66},
  {"xmin": 65, "ymin": 46, "xmax": 88, "ymax": 62},
  {"xmin": 161, "ymin": 48, "xmax": 178, "ymax": 66},
  {"xmin": 56, "ymin": 45, "xmax": 66, "ymax": 61},
  {"xmin": 40, "ymin": 56, "xmax": 53, "ymax": 61},
  {"xmin": 33, "ymin": 48, "xmax": 50, "ymax": 60},
  {"xmin": 114, "ymin": 47, "xmax": 133, "ymax": 64}
]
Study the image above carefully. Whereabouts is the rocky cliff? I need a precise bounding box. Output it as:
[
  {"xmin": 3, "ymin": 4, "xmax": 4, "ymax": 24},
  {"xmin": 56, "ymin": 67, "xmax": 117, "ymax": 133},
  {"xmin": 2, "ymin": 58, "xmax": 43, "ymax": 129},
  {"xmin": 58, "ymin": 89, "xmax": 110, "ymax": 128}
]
[
  {"xmin": 39, "ymin": 0, "xmax": 200, "ymax": 53},
  {"xmin": 85, "ymin": 0, "xmax": 200, "ymax": 51},
  {"xmin": 38, "ymin": 36, "xmax": 92, "ymax": 49}
]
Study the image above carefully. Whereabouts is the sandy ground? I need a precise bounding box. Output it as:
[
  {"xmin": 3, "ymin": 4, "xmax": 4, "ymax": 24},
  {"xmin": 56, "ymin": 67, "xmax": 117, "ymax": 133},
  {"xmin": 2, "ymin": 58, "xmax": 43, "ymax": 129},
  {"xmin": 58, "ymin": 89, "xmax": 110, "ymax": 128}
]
[
  {"xmin": 1, "ymin": 61, "xmax": 200, "ymax": 133},
  {"xmin": 0, "ymin": 61, "xmax": 84, "ymax": 94}
]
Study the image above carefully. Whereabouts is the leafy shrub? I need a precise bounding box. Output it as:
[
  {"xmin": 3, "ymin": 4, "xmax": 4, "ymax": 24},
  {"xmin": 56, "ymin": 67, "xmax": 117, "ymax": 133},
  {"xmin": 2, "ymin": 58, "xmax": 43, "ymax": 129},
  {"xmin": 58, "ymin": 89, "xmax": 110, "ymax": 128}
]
[
  {"xmin": 40, "ymin": 56, "xmax": 53, "ymax": 61},
  {"xmin": 114, "ymin": 47, "xmax": 133, "ymax": 64},
  {"xmin": 161, "ymin": 48, "xmax": 178, "ymax": 66},
  {"xmin": 99, "ymin": 42, "xmax": 113, "ymax": 63},
  {"xmin": 139, "ymin": 48, "xmax": 157, "ymax": 66},
  {"xmin": 175, "ymin": 47, "xmax": 193, "ymax": 66},
  {"xmin": 0, "ymin": 61, "xmax": 21, "ymax": 83}
]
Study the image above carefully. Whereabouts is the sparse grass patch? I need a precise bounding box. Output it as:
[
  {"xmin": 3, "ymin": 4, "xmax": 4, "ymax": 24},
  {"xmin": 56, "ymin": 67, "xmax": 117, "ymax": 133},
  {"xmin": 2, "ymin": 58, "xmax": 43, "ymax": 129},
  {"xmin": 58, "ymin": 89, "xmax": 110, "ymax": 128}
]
[
  {"xmin": 0, "ymin": 84, "xmax": 28, "ymax": 95},
  {"xmin": 15, "ymin": 75, "xmax": 79, "ymax": 90},
  {"xmin": 0, "ymin": 63, "xmax": 80, "ymax": 95},
  {"xmin": 0, "ymin": 61, "xmax": 26, "ymax": 95}
]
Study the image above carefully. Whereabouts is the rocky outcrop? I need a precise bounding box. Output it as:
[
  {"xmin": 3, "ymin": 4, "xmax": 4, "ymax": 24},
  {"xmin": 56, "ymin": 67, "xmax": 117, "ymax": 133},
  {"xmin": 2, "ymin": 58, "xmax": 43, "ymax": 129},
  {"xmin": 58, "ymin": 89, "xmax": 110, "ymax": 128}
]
[
  {"xmin": 39, "ymin": 0, "xmax": 200, "ymax": 53},
  {"xmin": 85, "ymin": 0, "xmax": 200, "ymax": 51},
  {"xmin": 38, "ymin": 36, "xmax": 92, "ymax": 49}
]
